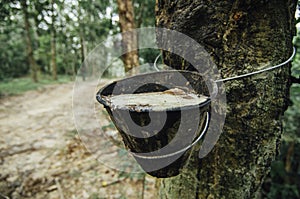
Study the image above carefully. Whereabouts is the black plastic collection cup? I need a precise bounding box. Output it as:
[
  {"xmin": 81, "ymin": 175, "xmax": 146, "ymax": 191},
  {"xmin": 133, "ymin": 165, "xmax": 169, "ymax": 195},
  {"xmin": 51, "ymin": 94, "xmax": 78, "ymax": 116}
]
[{"xmin": 96, "ymin": 70, "xmax": 214, "ymax": 178}]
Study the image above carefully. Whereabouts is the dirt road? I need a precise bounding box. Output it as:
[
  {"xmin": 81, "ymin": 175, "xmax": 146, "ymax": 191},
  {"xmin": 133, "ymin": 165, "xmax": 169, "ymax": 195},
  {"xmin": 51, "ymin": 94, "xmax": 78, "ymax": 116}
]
[{"xmin": 0, "ymin": 82, "xmax": 155, "ymax": 199}]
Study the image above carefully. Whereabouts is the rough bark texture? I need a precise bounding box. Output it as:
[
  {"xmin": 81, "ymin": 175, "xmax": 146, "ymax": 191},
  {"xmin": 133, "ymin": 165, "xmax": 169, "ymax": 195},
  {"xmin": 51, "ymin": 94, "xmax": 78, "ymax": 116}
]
[
  {"xmin": 21, "ymin": 1, "xmax": 39, "ymax": 83},
  {"xmin": 117, "ymin": 0, "xmax": 140, "ymax": 74},
  {"xmin": 156, "ymin": 0, "xmax": 297, "ymax": 198}
]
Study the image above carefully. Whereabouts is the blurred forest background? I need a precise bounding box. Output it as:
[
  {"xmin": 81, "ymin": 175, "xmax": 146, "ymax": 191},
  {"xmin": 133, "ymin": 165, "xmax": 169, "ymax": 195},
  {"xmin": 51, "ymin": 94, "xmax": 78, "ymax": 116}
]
[{"xmin": 0, "ymin": 0, "xmax": 299, "ymax": 198}]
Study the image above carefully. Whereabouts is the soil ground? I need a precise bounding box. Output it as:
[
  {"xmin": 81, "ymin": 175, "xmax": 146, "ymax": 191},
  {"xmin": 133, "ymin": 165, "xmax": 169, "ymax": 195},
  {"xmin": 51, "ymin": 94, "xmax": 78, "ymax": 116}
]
[{"xmin": 0, "ymin": 81, "xmax": 156, "ymax": 199}]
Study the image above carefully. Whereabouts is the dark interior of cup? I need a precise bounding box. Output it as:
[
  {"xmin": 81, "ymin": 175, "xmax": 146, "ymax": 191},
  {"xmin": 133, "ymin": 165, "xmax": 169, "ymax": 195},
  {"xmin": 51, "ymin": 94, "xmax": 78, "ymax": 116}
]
[{"xmin": 96, "ymin": 70, "xmax": 214, "ymax": 178}]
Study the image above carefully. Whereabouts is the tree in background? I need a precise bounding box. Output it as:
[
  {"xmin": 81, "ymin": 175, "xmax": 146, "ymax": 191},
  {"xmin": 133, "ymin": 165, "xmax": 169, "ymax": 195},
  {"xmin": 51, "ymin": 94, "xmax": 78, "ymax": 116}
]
[
  {"xmin": 133, "ymin": 0, "xmax": 158, "ymax": 65},
  {"xmin": 20, "ymin": 0, "xmax": 39, "ymax": 83},
  {"xmin": 69, "ymin": 0, "xmax": 112, "ymax": 79},
  {"xmin": 117, "ymin": 0, "xmax": 139, "ymax": 74},
  {"xmin": 50, "ymin": 0, "xmax": 57, "ymax": 80},
  {"xmin": 0, "ymin": 1, "xmax": 28, "ymax": 81},
  {"xmin": 156, "ymin": 1, "xmax": 297, "ymax": 198},
  {"xmin": 0, "ymin": 0, "xmax": 113, "ymax": 81},
  {"xmin": 133, "ymin": 0, "xmax": 155, "ymax": 29},
  {"xmin": 0, "ymin": 0, "xmax": 156, "ymax": 80}
]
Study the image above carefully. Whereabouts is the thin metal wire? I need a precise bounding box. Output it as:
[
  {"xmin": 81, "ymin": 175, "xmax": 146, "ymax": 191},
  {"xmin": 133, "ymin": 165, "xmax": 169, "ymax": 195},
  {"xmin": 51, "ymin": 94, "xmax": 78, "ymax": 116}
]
[
  {"xmin": 153, "ymin": 47, "xmax": 297, "ymax": 82},
  {"xmin": 215, "ymin": 47, "xmax": 296, "ymax": 82},
  {"xmin": 153, "ymin": 53, "xmax": 161, "ymax": 72}
]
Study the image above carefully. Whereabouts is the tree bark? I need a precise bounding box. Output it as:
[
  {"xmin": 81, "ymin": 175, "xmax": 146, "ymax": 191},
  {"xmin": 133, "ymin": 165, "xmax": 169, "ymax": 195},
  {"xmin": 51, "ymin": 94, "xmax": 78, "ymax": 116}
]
[
  {"xmin": 156, "ymin": 0, "xmax": 297, "ymax": 198},
  {"xmin": 51, "ymin": 0, "xmax": 57, "ymax": 80},
  {"xmin": 51, "ymin": 30, "xmax": 57, "ymax": 80},
  {"xmin": 117, "ymin": 0, "xmax": 140, "ymax": 74},
  {"xmin": 21, "ymin": 0, "xmax": 39, "ymax": 83},
  {"xmin": 135, "ymin": 1, "xmax": 145, "ymax": 28},
  {"xmin": 80, "ymin": 34, "xmax": 86, "ymax": 81}
]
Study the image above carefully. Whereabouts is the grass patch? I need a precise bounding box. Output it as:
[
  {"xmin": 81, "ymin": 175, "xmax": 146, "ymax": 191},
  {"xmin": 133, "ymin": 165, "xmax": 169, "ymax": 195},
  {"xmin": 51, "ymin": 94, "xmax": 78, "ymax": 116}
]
[{"xmin": 0, "ymin": 75, "xmax": 72, "ymax": 97}]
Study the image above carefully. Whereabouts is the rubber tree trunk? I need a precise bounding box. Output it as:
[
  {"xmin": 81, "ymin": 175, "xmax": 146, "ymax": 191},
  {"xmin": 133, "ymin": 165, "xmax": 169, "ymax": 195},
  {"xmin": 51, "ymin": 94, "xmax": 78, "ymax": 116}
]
[
  {"xmin": 51, "ymin": 31, "xmax": 57, "ymax": 80},
  {"xmin": 117, "ymin": 0, "xmax": 140, "ymax": 75},
  {"xmin": 156, "ymin": 0, "xmax": 297, "ymax": 198},
  {"xmin": 80, "ymin": 34, "xmax": 86, "ymax": 81},
  {"xmin": 50, "ymin": 0, "xmax": 57, "ymax": 80},
  {"xmin": 21, "ymin": 1, "xmax": 39, "ymax": 83}
]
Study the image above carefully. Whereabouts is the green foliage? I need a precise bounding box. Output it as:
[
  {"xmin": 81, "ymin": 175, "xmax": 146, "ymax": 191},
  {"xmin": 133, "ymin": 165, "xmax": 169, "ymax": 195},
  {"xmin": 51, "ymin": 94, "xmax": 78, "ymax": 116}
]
[
  {"xmin": 0, "ymin": 75, "xmax": 71, "ymax": 97},
  {"xmin": 0, "ymin": 11, "xmax": 28, "ymax": 80},
  {"xmin": 268, "ymin": 183, "xmax": 299, "ymax": 199},
  {"xmin": 139, "ymin": 48, "xmax": 161, "ymax": 65},
  {"xmin": 0, "ymin": 0, "xmax": 157, "ymax": 82},
  {"xmin": 133, "ymin": 0, "xmax": 156, "ymax": 28},
  {"xmin": 264, "ymin": 145, "xmax": 300, "ymax": 199},
  {"xmin": 0, "ymin": 0, "xmax": 118, "ymax": 82},
  {"xmin": 0, "ymin": 1, "xmax": 11, "ymax": 21}
]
